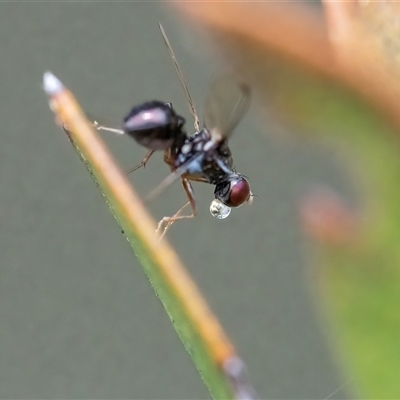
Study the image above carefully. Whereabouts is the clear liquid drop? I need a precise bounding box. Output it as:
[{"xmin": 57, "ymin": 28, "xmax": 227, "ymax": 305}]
[{"xmin": 210, "ymin": 199, "xmax": 231, "ymax": 219}]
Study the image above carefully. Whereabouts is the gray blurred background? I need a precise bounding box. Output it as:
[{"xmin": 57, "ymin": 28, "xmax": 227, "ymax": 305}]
[{"xmin": 0, "ymin": 3, "xmax": 353, "ymax": 399}]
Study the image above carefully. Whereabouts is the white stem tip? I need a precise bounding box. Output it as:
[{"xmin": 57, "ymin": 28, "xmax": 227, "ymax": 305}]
[{"xmin": 43, "ymin": 71, "xmax": 64, "ymax": 96}]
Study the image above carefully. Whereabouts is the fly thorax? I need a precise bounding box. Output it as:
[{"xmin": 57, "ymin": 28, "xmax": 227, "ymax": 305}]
[
  {"xmin": 173, "ymin": 130, "xmax": 235, "ymax": 183},
  {"xmin": 174, "ymin": 131, "xmax": 207, "ymax": 169}
]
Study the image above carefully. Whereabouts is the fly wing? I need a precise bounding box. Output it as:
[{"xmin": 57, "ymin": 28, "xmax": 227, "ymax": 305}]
[
  {"xmin": 159, "ymin": 23, "xmax": 200, "ymax": 132},
  {"xmin": 203, "ymin": 74, "xmax": 251, "ymax": 143}
]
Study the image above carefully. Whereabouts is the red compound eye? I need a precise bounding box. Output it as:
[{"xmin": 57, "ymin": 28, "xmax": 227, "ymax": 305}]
[
  {"xmin": 214, "ymin": 176, "xmax": 251, "ymax": 208},
  {"xmin": 228, "ymin": 178, "xmax": 251, "ymax": 207}
]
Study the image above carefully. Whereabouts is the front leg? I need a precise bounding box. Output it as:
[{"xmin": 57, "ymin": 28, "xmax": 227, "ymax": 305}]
[{"xmin": 156, "ymin": 178, "xmax": 197, "ymax": 238}]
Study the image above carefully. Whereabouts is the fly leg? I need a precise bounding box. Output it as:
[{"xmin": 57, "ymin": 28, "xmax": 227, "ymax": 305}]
[
  {"xmin": 92, "ymin": 121, "xmax": 124, "ymax": 135},
  {"xmin": 65, "ymin": 118, "xmax": 155, "ymax": 174},
  {"xmin": 156, "ymin": 178, "xmax": 197, "ymax": 238},
  {"xmin": 126, "ymin": 150, "xmax": 155, "ymax": 174},
  {"xmin": 93, "ymin": 121, "xmax": 155, "ymax": 174},
  {"xmin": 158, "ymin": 201, "xmax": 190, "ymax": 240}
]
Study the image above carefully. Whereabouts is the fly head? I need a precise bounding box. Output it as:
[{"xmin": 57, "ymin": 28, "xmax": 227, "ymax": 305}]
[{"xmin": 214, "ymin": 173, "xmax": 252, "ymax": 208}]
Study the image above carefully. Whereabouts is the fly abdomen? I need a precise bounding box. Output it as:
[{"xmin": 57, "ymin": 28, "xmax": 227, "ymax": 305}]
[{"xmin": 123, "ymin": 101, "xmax": 186, "ymax": 150}]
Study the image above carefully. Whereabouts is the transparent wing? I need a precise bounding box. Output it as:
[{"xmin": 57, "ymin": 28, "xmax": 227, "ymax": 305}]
[
  {"xmin": 204, "ymin": 74, "xmax": 251, "ymax": 142},
  {"xmin": 159, "ymin": 23, "xmax": 200, "ymax": 132}
]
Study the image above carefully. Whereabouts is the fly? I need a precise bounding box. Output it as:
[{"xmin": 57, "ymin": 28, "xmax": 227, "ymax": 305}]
[{"xmin": 94, "ymin": 24, "xmax": 253, "ymax": 235}]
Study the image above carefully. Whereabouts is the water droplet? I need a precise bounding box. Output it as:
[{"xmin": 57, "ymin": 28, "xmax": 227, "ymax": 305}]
[{"xmin": 210, "ymin": 199, "xmax": 231, "ymax": 219}]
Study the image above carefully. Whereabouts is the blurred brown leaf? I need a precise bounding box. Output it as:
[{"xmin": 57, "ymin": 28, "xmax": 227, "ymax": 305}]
[{"xmin": 173, "ymin": 1, "xmax": 400, "ymax": 128}]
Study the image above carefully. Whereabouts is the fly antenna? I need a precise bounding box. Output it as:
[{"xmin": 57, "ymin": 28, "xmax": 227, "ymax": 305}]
[{"xmin": 159, "ymin": 23, "xmax": 200, "ymax": 132}]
